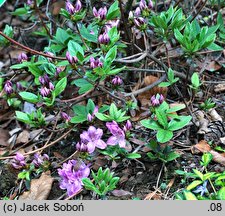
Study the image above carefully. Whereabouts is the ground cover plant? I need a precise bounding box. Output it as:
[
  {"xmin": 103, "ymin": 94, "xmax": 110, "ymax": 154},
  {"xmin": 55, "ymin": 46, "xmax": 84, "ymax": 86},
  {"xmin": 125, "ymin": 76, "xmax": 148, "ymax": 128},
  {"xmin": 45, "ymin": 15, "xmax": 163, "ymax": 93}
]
[{"xmin": 0, "ymin": 0, "xmax": 225, "ymax": 200}]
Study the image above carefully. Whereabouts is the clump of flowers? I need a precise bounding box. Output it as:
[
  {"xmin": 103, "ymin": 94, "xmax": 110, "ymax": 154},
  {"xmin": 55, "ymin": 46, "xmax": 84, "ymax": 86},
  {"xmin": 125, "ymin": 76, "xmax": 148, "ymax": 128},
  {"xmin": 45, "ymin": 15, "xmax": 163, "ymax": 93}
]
[
  {"xmin": 76, "ymin": 126, "xmax": 107, "ymax": 154},
  {"xmin": 89, "ymin": 57, "xmax": 103, "ymax": 69},
  {"xmin": 150, "ymin": 94, "xmax": 164, "ymax": 107},
  {"xmin": 32, "ymin": 153, "xmax": 49, "ymax": 168},
  {"xmin": 11, "ymin": 152, "xmax": 26, "ymax": 169},
  {"xmin": 66, "ymin": 51, "xmax": 78, "ymax": 66},
  {"xmin": 66, "ymin": 0, "xmax": 82, "ymax": 15},
  {"xmin": 106, "ymin": 121, "xmax": 126, "ymax": 148},
  {"xmin": 39, "ymin": 74, "xmax": 54, "ymax": 97},
  {"xmin": 58, "ymin": 159, "xmax": 90, "ymax": 196},
  {"xmin": 93, "ymin": 6, "xmax": 107, "ymax": 21}
]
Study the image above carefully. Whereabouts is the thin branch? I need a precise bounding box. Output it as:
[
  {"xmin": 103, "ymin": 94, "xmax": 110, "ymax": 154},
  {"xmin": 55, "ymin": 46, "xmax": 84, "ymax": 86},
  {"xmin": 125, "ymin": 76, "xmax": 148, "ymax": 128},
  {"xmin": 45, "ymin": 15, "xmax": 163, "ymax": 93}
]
[{"xmin": 0, "ymin": 31, "xmax": 66, "ymax": 60}]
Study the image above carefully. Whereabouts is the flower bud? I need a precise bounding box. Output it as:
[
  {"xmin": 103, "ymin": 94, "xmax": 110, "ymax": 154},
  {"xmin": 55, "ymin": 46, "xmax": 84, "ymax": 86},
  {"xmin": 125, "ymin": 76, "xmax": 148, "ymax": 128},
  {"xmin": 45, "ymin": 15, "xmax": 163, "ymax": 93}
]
[
  {"xmin": 61, "ymin": 112, "xmax": 71, "ymax": 122},
  {"xmin": 48, "ymin": 82, "xmax": 54, "ymax": 91},
  {"xmin": 66, "ymin": 51, "xmax": 78, "ymax": 65},
  {"xmin": 18, "ymin": 53, "xmax": 28, "ymax": 63},
  {"xmin": 112, "ymin": 76, "xmax": 123, "ymax": 85},
  {"xmin": 4, "ymin": 80, "xmax": 13, "ymax": 95},
  {"xmin": 98, "ymin": 32, "xmax": 110, "ymax": 44},
  {"xmin": 40, "ymin": 86, "xmax": 50, "ymax": 97},
  {"xmin": 66, "ymin": 0, "xmax": 75, "ymax": 15},
  {"xmin": 74, "ymin": 0, "xmax": 82, "ymax": 12}
]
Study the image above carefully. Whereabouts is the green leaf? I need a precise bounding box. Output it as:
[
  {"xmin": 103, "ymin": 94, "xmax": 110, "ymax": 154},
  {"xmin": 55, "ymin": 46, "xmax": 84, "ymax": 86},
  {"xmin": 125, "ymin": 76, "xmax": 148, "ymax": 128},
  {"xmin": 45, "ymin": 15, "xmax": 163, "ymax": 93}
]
[
  {"xmin": 87, "ymin": 99, "xmax": 95, "ymax": 113},
  {"xmin": 217, "ymin": 187, "xmax": 225, "ymax": 200},
  {"xmin": 15, "ymin": 111, "xmax": 31, "ymax": 124},
  {"xmin": 168, "ymin": 116, "xmax": 192, "ymax": 131},
  {"xmin": 105, "ymin": 46, "xmax": 117, "ymax": 63},
  {"xmin": 183, "ymin": 190, "xmax": 198, "ymax": 200},
  {"xmin": 70, "ymin": 115, "xmax": 87, "ymax": 123},
  {"xmin": 191, "ymin": 72, "xmax": 200, "ymax": 88},
  {"xmin": 193, "ymin": 169, "xmax": 204, "ymax": 181},
  {"xmin": 159, "ymin": 82, "xmax": 171, "ymax": 87},
  {"xmin": 201, "ymin": 153, "xmax": 213, "ymax": 167},
  {"xmin": 0, "ymin": 0, "xmax": 6, "ymax": 7},
  {"xmin": 95, "ymin": 113, "xmax": 111, "ymax": 121},
  {"xmin": 187, "ymin": 180, "xmax": 203, "ymax": 190},
  {"xmin": 166, "ymin": 151, "xmax": 180, "ymax": 161},
  {"xmin": 82, "ymin": 178, "xmax": 96, "ymax": 191},
  {"xmin": 207, "ymin": 42, "xmax": 224, "ymax": 51},
  {"xmin": 54, "ymin": 77, "xmax": 67, "ymax": 97},
  {"xmin": 155, "ymin": 108, "xmax": 168, "ymax": 128},
  {"xmin": 68, "ymin": 40, "xmax": 84, "ymax": 57},
  {"xmin": 107, "ymin": 66, "xmax": 126, "ymax": 75},
  {"xmin": 19, "ymin": 92, "xmax": 39, "ymax": 103},
  {"xmin": 156, "ymin": 129, "xmax": 173, "ymax": 143},
  {"xmin": 166, "ymin": 104, "xmax": 185, "ymax": 113},
  {"xmin": 106, "ymin": 1, "xmax": 120, "ymax": 20},
  {"xmin": 140, "ymin": 119, "xmax": 162, "ymax": 130},
  {"xmin": 55, "ymin": 28, "xmax": 70, "ymax": 44},
  {"xmin": 126, "ymin": 153, "xmax": 141, "ymax": 159}
]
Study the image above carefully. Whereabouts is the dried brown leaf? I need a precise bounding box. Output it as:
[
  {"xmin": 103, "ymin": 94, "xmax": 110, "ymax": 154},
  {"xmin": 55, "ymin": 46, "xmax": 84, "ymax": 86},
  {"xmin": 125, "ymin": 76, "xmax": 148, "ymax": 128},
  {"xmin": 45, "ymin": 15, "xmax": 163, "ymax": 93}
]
[
  {"xmin": 144, "ymin": 191, "xmax": 162, "ymax": 200},
  {"xmin": 16, "ymin": 130, "xmax": 29, "ymax": 144},
  {"xmin": 192, "ymin": 140, "xmax": 225, "ymax": 166},
  {"xmin": 19, "ymin": 171, "xmax": 54, "ymax": 200},
  {"xmin": 0, "ymin": 129, "xmax": 10, "ymax": 147},
  {"xmin": 206, "ymin": 61, "xmax": 222, "ymax": 72}
]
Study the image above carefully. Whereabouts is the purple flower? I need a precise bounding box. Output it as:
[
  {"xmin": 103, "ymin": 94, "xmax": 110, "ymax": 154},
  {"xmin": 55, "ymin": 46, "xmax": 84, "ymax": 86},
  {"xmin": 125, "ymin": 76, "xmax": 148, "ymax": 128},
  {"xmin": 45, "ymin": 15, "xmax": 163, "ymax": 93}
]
[
  {"xmin": 48, "ymin": 82, "xmax": 54, "ymax": 91},
  {"xmin": 27, "ymin": 0, "xmax": 34, "ymax": 6},
  {"xmin": 124, "ymin": 120, "xmax": 132, "ymax": 131},
  {"xmin": 105, "ymin": 20, "xmax": 120, "ymax": 32},
  {"xmin": 18, "ymin": 53, "xmax": 28, "ymax": 63},
  {"xmin": 4, "ymin": 80, "xmax": 13, "ymax": 95},
  {"xmin": 193, "ymin": 181, "xmax": 208, "ymax": 196},
  {"xmin": 55, "ymin": 67, "xmax": 63, "ymax": 76},
  {"xmin": 39, "ymin": 74, "xmax": 50, "ymax": 85},
  {"xmin": 150, "ymin": 94, "xmax": 164, "ymax": 107},
  {"xmin": 134, "ymin": 7, "xmax": 141, "ymax": 16},
  {"xmin": 93, "ymin": 6, "xmax": 107, "ymax": 20},
  {"xmin": 89, "ymin": 57, "xmax": 103, "ymax": 69},
  {"xmin": 98, "ymin": 32, "xmax": 110, "ymax": 44},
  {"xmin": 45, "ymin": 51, "xmax": 54, "ymax": 62},
  {"xmin": 139, "ymin": 0, "xmax": 147, "ymax": 10},
  {"xmin": 76, "ymin": 142, "xmax": 95, "ymax": 154},
  {"xmin": 106, "ymin": 121, "xmax": 126, "ymax": 148},
  {"xmin": 12, "ymin": 152, "xmax": 26, "ymax": 169},
  {"xmin": 80, "ymin": 126, "xmax": 107, "ymax": 151},
  {"xmin": 74, "ymin": 0, "xmax": 82, "ymax": 12},
  {"xmin": 58, "ymin": 159, "xmax": 90, "ymax": 196},
  {"xmin": 66, "ymin": 0, "xmax": 75, "ymax": 15},
  {"xmin": 40, "ymin": 86, "xmax": 50, "ymax": 97},
  {"xmin": 112, "ymin": 76, "xmax": 123, "ymax": 85},
  {"xmin": 61, "ymin": 112, "xmax": 71, "ymax": 122},
  {"xmin": 134, "ymin": 17, "xmax": 146, "ymax": 28},
  {"xmin": 87, "ymin": 106, "xmax": 98, "ymax": 122},
  {"xmin": 66, "ymin": 51, "xmax": 78, "ymax": 65},
  {"xmin": 32, "ymin": 153, "xmax": 49, "ymax": 167}
]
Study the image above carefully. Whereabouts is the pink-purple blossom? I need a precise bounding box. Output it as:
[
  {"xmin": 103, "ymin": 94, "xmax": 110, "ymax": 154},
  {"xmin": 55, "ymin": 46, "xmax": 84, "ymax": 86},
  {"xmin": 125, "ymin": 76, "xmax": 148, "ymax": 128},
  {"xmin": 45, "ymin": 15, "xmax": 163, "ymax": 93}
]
[
  {"xmin": 112, "ymin": 76, "xmax": 123, "ymax": 85},
  {"xmin": 58, "ymin": 159, "xmax": 90, "ymax": 196},
  {"xmin": 93, "ymin": 6, "xmax": 107, "ymax": 20},
  {"xmin": 11, "ymin": 152, "xmax": 26, "ymax": 169},
  {"xmin": 4, "ymin": 80, "xmax": 13, "ymax": 95},
  {"xmin": 98, "ymin": 32, "xmax": 110, "ymax": 44},
  {"xmin": 150, "ymin": 94, "xmax": 164, "ymax": 107},
  {"xmin": 106, "ymin": 121, "xmax": 126, "ymax": 148},
  {"xmin": 32, "ymin": 153, "xmax": 49, "ymax": 167},
  {"xmin": 89, "ymin": 57, "xmax": 103, "ymax": 69},
  {"xmin": 61, "ymin": 112, "xmax": 71, "ymax": 122},
  {"xmin": 66, "ymin": 0, "xmax": 82, "ymax": 15},
  {"xmin": 18, "ymin": 53, "xmax": 28, "ymax": 63},
  {"xmin": 66, "ymin": 51, "xmax": 78, "ymax": 65},
  {"xmin": 80, "ymin": 126, "xmax": 107, "ymax": 151}
]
